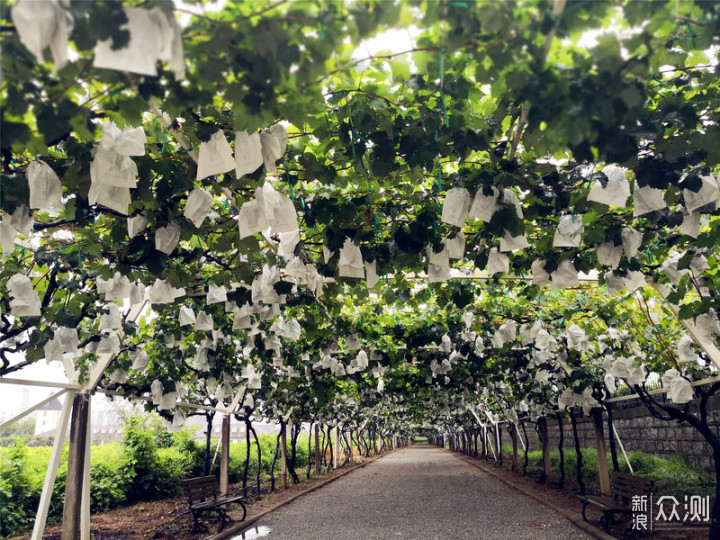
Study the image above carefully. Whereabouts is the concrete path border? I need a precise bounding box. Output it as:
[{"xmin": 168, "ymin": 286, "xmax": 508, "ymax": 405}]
[{"xmin": 212, "ymin": 448, "xmax": 400, "ymax": 540}]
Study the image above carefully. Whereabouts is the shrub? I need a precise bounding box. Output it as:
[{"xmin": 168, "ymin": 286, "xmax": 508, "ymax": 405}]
[{"xmin": 0, "ymin": 439, "xmax": 32, "ymax": 537}]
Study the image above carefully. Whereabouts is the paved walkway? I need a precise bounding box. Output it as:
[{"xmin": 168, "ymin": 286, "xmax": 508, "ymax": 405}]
[{"xmin": 235, "ymin": 444, "xmax": 590, "ymax": 540}]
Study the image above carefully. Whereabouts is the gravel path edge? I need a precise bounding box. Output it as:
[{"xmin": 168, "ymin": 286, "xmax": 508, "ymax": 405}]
[
  {"xmin": 212, "ymin": 448, "xmax": 402, "ymax": 540},
  {"xmin": 452, "ymin": 450, "xmax": 616, "ymax": 540}
]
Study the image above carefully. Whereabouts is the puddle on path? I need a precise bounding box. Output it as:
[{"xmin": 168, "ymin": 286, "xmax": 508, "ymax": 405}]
[{"xmin": 229, "ymin": 525, "xmax": 272, "ymax": 539}]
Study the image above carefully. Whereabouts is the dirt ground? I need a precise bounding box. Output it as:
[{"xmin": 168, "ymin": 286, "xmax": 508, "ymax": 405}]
[{"xmin": 14, "ymin": 464, "xmax": 363, "ymax": 540}]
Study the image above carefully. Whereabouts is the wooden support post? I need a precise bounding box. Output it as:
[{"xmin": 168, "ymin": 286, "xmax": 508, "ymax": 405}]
[
  {"xmin": 314, "ymin": 423, "xmax": 320, "ymax": 473},
  {"xmin": 32, "ymin": 392, "xmax": 74, "ymax": 540},
  {"xmin": 219, "ymin": 415, "xmax": 230, "ymax": 495},
  {"xmin": 538, "ymin": 416, "xmax": 552, "ymax": 482},
  {"xmin": 61, "ymin": 393, "xmax": 90, "ymax": 540},
  {"xmin": 482, "ymin": 427, "xmax": 487, "ymax": 459},
  {"xmin": 80, "ymin": 397, "xmax": 91, "ymax": 540},
  {"xmin": 333, "ymin": 425, "xmax": 340, "ymax": 468},
  {"xmin": 280, "ymin": 422, "xmax": 287, "ymax": 489},
  {"xmin": 510, "ymin": 424, "xmax": 519, "ymax": 472},
  {"xmin": 592, "ymin": 408, "xmax": 611, "ymax": 496}
]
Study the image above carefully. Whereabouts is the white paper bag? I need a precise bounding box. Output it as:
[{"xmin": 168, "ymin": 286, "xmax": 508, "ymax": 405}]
[
  {"xmin": 99, "ymin": 303, "xmax": 122, "ymax": 330},
  {"xmin": 624, "ymin": 271, "xmax": 646, "ymax": 293},
  {"xmin": 237, "ymin": 199, "xmax": 268, "ymax": 239},
  {"xmin": 0, "ymin": 219, "xmax": 16, "ymax": 257},
  {"xmin": 428, "ymin": 263, "xmax": 451, "ymax": 282},
  {"xmin": 679, "ymin": 207, "xmax": 700, "ymax": 238},
  {"xmin": 662, "ymin": 369, "xmax": 694, "ymax": 404},
  {"xmin": 621, "ymin": 227, "xmax": 642, "ymax": 259},
  {"xmin": 553, "ymin": 215, "xmax": 583, "ymax": 248},
  {"xmin": 11, "ymin": 0, "xmax": 72, "ymax": 70},
  {"xmin": 197, "ymin": 131, "xmax": 235, "ymax": 180},
  {"xmin": 106, "ymin": 275, "xmax": 131, "ymax": 301},
  {"xmin": 27, "ymin": 161, "xmax": 64, "ymax": 211},
  {"xmin": 531, "ymin": 260, "xmax": 549, "ymax": 286},
  {"xmin": 487, "ymin": 248, "xmax": 509, "ymax": 275},
  {"xmin": 596, "ymin": 242, "xmax": 623, "ymax": 268},
  {"xmin": 184, "ymin": 188, "xmax": 212, "ymax": 228},
  {"xmin": 99, "ymin": 122, "xmax": 146, "ymax": 156},
  {"xmin": 550, "ymin": 260, "xmax": 579, "ymax": 290},
  {"xmin": 146, "ymin": 278, "xmax": 185, "ymax": 304},
  {"xmin": 587, "ymin": 165, "xmax": 630, "ymax": 207},
  {"xmin": 338, "ymin": 238, "xmax": 364, "ymax": 278},
  {"xmin": 7, "ymin": 205, "xmax": 33, "ymax": 238},
  {"xmin": 270, "ymin": 195, "xmax": 298, "ymax": 234},
  {"xmin": 235, "ymin": 130, "xmax": 263, "ymax": 177},
  {"xmin": 500, "ymin": 230, "xmax": 529, "ymax": 252},
  {"xmin": 127, "ymin": 214, "xmax": 147, "ymax": 239},
  {"xmin": 90, "ymin": 149, "xmax": 139, "ymax": 189},
  {"xmin": 469, "ymin": 186, "xmax": 499, "ymax": 222},
  {"xmin": 130, "ymin": 281, "xmax": 145, "ymax": 306},
  {"xmin": 56, "ymin": 327, "xmax": 79, "ymax": 353},
  {"xmin": 446, "ymin": 232, "xmax": 465, "ymax": 259},
  {"xmin": 88, "ymin": 184, "xmax": 131, "ymax": 215},
  {"xmin": 207, "ymin": 284, "xmax": 227, "ymax": 304},
  {"xmin": 44, "ymin": 337, "xmax": 63, "ymax": 363},
  {"xmin": 502, "ymin": 188, "xmax": 524, "ymax": 218},
  {"xmin": 441, "ymin": 188, "xmax": 471, "ymax": 227},
  {"xmin": 233, "ymin": 315, "xmax": 252, "ymax": 331},
  {"xmin": 95, "ymin": 7, "xmax": 182, "ymax": 78},
  {"xmin": 260, "ymin": 125, "xmax": 287, "ymax": 174},
  {"xmin": 567, "ymin": 324, "xmax": 589, "ymax": 351},
  {"xmin": 155, "ymin": 221, "xmax": 181, "ymax": 254},
  {"xmin": 148, "ymin": 7, "xmax": 184, "ymax": 79},
  {"xmin": 683, "ymin": 173, "xmax": 720, "ymax": 213},
  {"xmin": 677, "ymin": 335, "xmax": 698, "ymax": 364},
  {"xmin": 194, "ymin": 311, "xmax": 213, "ymax": 331},
  {"xmin": 633, "ymin": 185, "xmax": 666, "ymax": 216},
  {"xmin": 179, "ymin": 306, "xmax": 196, "ymax": 327},
  {"xmin": 130, "ymin": 348, "xmax": 149, "ymax": 371},
  {"xmin": 365, "ymin": 260, "xmax": 379, "ymax": 288},
  {"xmin": 492, "ymin": 321, "xmax": 517, "ymax": 348},
  {"xmin": 7, "ymin": 273, "xmax": 41, "ymax": 317},
  {"xmin": 96, "ymin": 332, "xmax": 120, "ymax": 355},
  {"xmin": 346, "ymin": 334, "xmax": 361, "ymax": 350}
]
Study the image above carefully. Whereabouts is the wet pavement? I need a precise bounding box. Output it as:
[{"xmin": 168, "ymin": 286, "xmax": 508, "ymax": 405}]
[{"xmin": 237, "ymin": 444, "xmax": 590, "ymax": 540}]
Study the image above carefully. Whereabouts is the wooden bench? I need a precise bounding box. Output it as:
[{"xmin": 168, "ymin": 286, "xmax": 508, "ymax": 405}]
[
  {"xmin": 181, "ymin": 476, "xmax": 246, "ymax": 532},
  {"xmin": 578, "ymin": 472, "xmax": 654, "ymax": 532}
]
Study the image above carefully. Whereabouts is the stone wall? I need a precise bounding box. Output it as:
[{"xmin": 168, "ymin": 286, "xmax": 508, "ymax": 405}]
[{"xmin": 521, "ymin": 395, "xmax": 720, "ymax": 475}]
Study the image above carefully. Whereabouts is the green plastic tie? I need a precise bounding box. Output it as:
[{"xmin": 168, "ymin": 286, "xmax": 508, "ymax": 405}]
[
  {"xmin": 109, "ymin": 85, "xmax": 127, "ymax": 98},
  {"xmin": 160, "ymin": 128, "xmax": 170, "ymax": 154},
  {"xmin": 281, "ymin": 160, "xmax": 296, "ymax": 203},
  {"xmin": 222, "ymin": 199, "xmax": 230, "ymax": 211},
  {"xmin": 682, "ymin": 22, "xmax": 698, "ymax": 48},
  {"xmin": 649, "ymin": 72, "xmax": 669, "ymax": 88},
  {"xmin": 77, "ymin": 245, "xmax": 82, "ymax": 267}
]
